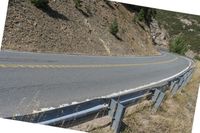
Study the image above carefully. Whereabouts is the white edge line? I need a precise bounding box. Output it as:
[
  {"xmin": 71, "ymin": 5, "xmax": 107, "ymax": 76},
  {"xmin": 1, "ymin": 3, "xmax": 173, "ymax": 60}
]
[
  {"xmin": 104, "ymin": 56, "xmax": 192, "ymax": 98},
  {"xmin": 30, "ymin": 55, "xmax": 192, "ymax": 114}
]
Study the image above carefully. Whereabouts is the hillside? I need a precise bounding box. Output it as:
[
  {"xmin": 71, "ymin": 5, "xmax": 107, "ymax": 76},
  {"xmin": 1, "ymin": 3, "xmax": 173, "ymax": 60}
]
[
  {"xmin": 2, "ymin": 0, "xmax": 157, "ymax": 56},
  {"xmin": 155, "ymin": 10, "xmax": 200, "ymax": 57}
]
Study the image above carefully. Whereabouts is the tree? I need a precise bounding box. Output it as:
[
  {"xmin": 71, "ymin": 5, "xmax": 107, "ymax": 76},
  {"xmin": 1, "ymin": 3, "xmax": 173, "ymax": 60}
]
[
  {"xmin": 31, "ymin": 0, "xmax": 49, "ymax": 8},
  {"xmin": 73, "ymin": 0, "xmax": 81, "ymax": 9},
  {"xmin": 137, "ymin": 8, "xmax": 145, "ymax": 21},
  {"xmin": 110, "ymin": 19, "xmax": 119, "ymax": 36},
  {"xmin": 134, "ymin": 7, "xmax": 156, "ymax": 26},
  {"xmin": 169, "ymin": 35, "xmax": 188, "ymax": 55}
]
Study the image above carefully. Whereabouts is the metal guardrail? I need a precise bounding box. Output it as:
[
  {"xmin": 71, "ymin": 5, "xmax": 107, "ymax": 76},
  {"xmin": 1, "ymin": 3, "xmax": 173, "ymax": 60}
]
[{"xmin": 7, "ymin": 57, "xmax": 195, "ymax": 133}]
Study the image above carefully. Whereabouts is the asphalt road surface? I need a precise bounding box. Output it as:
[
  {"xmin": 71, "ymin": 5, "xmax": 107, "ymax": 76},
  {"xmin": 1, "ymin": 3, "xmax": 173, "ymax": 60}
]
[{"xmin": 0, "ymin": 51, "xmax": 190, "ymax": 117}]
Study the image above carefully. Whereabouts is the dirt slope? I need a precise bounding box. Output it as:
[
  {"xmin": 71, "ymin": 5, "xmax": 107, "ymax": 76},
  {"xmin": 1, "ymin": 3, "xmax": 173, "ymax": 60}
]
[{"xmin": 2, "ymin": 0, "xmax": 157, "ymax": 56}]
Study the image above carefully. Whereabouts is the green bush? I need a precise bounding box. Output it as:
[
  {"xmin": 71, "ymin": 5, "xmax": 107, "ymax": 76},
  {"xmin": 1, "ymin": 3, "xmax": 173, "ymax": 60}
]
[
  {"xmin": 74, "ymin": 0, "xmax": 81, "ymax": 9},
  {"xmin": 134, "ymin": 9, "xmax": 145, "ymax": 23},
  {"xmin": 134, "ymin": 8, "xmax": 156, "ymax": 25},
  {"xmin": 194, "ymin": 55, "xmax": 200, "ymax": 61},
  {"xmin": 137, "ymin": 9, "xmax": 145, "ymax": 21},
  {"xmin": 169, "ymin": 35, "xmax": 188, "ymax": 55},
  {"xmin": 31, "ymin": 0, "xmax": 49, "ymax": 8},
  {"xmin": 110, "ymin": 19, "xmax": 119, "ymax": 36}
]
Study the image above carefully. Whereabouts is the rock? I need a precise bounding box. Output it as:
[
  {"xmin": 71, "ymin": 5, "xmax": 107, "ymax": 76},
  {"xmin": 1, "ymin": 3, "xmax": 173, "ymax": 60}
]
[
  {"xmin": 188, "ymin": 28, "xmax": 194, "ymax": 32},
  {"xmin": 150, "ymin": 18, "xmax": 169, "ymax": 48},
  {"xmin": 180, "ymin": 18, "xmax": 192, "ymax": 26},
  {"xmin": 185, "ymin": 50, "xmax": 197, "ymax": 58}
]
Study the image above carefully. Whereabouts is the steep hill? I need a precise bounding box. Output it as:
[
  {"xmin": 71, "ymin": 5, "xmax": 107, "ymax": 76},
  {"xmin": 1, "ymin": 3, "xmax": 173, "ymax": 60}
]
[
  {"xmin": 155, "ymin": 9, "xmax": 200, "ymax": 57},
  {"xmin": 2, "ymin": 0, "xmax": 157, "ymax": 56}
]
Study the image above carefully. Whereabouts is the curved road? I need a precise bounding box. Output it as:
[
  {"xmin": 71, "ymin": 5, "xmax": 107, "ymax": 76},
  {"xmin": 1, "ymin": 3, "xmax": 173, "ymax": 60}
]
[{"xmin": 0, "ymin": 51, "xmax": 190, "ymax": 117}]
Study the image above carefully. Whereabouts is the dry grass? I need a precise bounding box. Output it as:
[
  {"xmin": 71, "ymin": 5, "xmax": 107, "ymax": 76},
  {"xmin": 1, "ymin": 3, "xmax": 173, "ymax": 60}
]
[
  {"xmin": 122, "ymin": 61, "xmax": 200, "ymax": 133},
  {"xmin": 75, "ymin": 61, "xmax": 200, "ymax": 133}
]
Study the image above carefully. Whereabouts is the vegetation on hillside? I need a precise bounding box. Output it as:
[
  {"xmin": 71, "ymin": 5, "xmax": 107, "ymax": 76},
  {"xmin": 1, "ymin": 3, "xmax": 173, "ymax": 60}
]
[
  {"xmin": 109, "ymin": 19, "xmax": 119, "ymax": 36},
  {"xmin": 155, "ymin": 10, "xmax": 200, "ymax": 54},
  {"xmin": 73, "ymin": 0, "xmax": 81, "ymax": 9},
  {"xmin": 134, "ymin": 7, "xmax": 157, "ymax": 26},
  {"xmin": 195, "ymin": 55, "xmax": 200, "ymax": 61},
  {"xmin": 169, "ymin": 35, "xmax": 188, "ymax": 55},
  {"xmin": 135, "ymin": 8, "xmax": 145, "ymax": 22},
  {"xmin": 31, "ymin": 0, "xmax": 49, "ymax": 8}
]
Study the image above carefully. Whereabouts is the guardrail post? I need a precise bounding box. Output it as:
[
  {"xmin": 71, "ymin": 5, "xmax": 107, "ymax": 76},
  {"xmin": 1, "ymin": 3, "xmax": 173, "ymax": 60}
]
[
  {"xmin": 170, "ymin": 81, "xmax": 176, "ymax": 91},
  {"xmin": 152, "ymin": 89, "xmax": 160, "ymax": 102},
  {"xmin": 171, "ymin": 82, "xmax": 179, "ymax": 96},
  {"xmin": 187, "ymin": 70, "xmax": 193, "ymax": 82},
  {"xmin": 178, "ymin": 76, "xmax": 184, "ymax": 87},
  {"xmin": 179, "ymin": 73, "xmax": 189, "ymax": 91},
  {"xmin": 108, "ymin": 99, "xmax": 125, "ymax": 133},
  {"xmin": 171, "ymin": 76, "xmax": 186, "ymax": 95},
  {"xmin": 108, "ymin": 99, "xmax": 118, "ymax": 119},
  {"xmin": 152, "ymin": 89, "xmax": 165, "ymax": 112}
]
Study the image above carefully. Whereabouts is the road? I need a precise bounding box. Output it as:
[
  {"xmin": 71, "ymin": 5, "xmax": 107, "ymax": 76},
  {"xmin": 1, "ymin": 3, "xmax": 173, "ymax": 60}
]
[{"xmin": 0, "ymin": 51, "xmax": 190, "ymax": 117}]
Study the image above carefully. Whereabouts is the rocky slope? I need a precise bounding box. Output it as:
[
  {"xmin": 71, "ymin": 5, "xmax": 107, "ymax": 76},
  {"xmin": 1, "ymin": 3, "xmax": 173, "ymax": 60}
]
[
  {"xmin": 155, "ymin": 10, "xmax": 200, "ymax": 58},
  {"xmin": 150, "ymin": 18, "xmax": 170, "ymax": 49},
  {"xmin": 2, "ymin": 0, "xmax": 157, "ymax": 56}
]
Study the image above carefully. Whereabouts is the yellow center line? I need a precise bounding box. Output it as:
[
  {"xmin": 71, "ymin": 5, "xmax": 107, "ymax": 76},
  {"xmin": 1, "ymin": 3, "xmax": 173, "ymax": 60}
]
[{"xmin": 0, "ymin": 57, "xmax": 178, "ymax": 69}]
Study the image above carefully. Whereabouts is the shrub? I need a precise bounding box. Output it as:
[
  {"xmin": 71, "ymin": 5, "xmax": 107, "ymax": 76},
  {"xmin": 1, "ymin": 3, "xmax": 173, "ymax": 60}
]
[
  {"xmin": 31, "ymin": 0, "xmax": 49, "ymax": 8},
  {"xmin": 194, "ymin": 55, "xmax": 200, "ymax": 61},
  {"xmin": 134, "ymin": 8, "xmax": 156, "ymax": 25},
  {"xmin": 169, "ymin": 35, "xmax": 188, "ymax": 55},
  {"xmin": 110, "ymin": 19, "xmax": 119, "ymax": 36},
  {"xmin": 74, "ymin": 0, "xmax": 81, "ymax": 9},
  {"xmin": 137, "ymin": 9, "xmax": 145, "ymax": 21},
  {"xmin": 134, "ymin": 8, "xmax": 145, "ymax": 23}
]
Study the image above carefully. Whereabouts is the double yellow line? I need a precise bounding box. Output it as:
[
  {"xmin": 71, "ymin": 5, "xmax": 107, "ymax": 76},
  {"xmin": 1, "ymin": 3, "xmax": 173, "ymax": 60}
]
[{"xmin": 0, "ymin": 57, "xmax": 178, "ymax": 69}]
